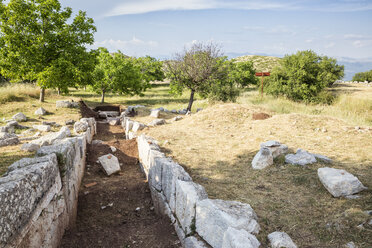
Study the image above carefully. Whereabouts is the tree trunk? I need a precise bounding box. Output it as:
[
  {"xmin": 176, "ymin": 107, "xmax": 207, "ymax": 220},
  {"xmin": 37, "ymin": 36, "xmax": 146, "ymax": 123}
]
[
  {"xmin": 57, "ymin": 87, "xmax": 61, "ymax": 95},
  {"xmin": 39, "ymin": 88, "xmax": 45, "ymax": 102},
  {"xmin": 101, "ymin": 90, "xmax": 105, "ymax": 103},
  {"xmin": 187, "ymin": 89, "xmax": 195, "ymax": 112}
]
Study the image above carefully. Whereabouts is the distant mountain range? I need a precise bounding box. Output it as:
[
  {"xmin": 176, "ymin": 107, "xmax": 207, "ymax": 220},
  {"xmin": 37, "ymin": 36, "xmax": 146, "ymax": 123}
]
[{"xmin": 226, "ymin": 52, "xmax": 372, "ymax": 81}]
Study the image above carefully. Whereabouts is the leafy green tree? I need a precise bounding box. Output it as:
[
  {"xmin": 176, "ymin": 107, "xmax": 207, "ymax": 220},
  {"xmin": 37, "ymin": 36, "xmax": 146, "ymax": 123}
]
[
  {"xmin": 92, "ymin": 48, "xmax": 148, "ymax": 103},
  {"xmin": 352, "ymin": 70, "xmax": 372, "ymax": 82},
  {"xmin": 265, "ymin": 50, "xmax": 344, "ymax": 102},
  {"xmin": 0, "ymin": 0, "xmax": 96, "ymax": 101},
  {"xmin": 135, "ymin": 56, "xmax": 165, "ymax": 83}
]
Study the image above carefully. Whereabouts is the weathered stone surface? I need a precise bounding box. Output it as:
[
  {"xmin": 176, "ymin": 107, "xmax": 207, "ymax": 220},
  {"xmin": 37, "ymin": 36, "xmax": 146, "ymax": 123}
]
[
  {"xmin": 0, "ymin": 126, "xmax": 7, "ymax": 132},
  {"xmin": 74, "ymin": 121, "xmax": 88, "ymax": 133},
  {"xmin": 148, "ymin": 156, "xmax": 167, "ymax": 191},
  {"xmin": 0, "ymin": 132, "xmax": 16, "ymax": 139},
  {"xmin": 172, "ymin": 116, "xmax": 183, "ymax": 121},
  {"xmin": 0, "ymin": 154, "xmax": 60, "ymax": 245},
  {"xmin": 32, "ymin": 125, "xmax": 51, "ymax": 132},
  {"xmin": 0, "ymin": 137, "xmax": 19, "ymax": 147},
  {"xmin": 222, "ymin": 227, "xmax": 260, "ymax": 248},
  {"xmin": 268, "ymin": 231, "xmax": 297, "ymax": 248},
  {"xmin": 184, "ymin": 236, "xmax": 208, "ymax": 248},
  {"xmin": 127, "ymin": 131, "xmax": 137, "ymax": 140},
  {"xmin": 344, "ymin": 242, "xmax": 357, "ymax": 248},
  {"xmin": 313, "ymin": 153, "xmax": 332, "ymax": 163},
  {"xmin": 31, "ymin": 126, "xmax": 71, "ymax": 146},
  {"xmin": 34, "ymin": 107, "xmax": 46, "ymax": 116},
  {"xmin": 252, "ymin": 147, "xmax": 274, "ymax": 170},
  {"xmin": 65, "ymin": 119, "xmax": 75, "ymax": 125},
  {"xmin": 107, "ymin": 117, "xmax": 120, "ymax": 126},
  {"xmin": 148, "ymin": 118, "xmax": 165, "ymax": 126},
  {"xmin": 42, "ymin": 121, "xmax": 57, "ymax": 126},
  {"xmin": 318, "ymin": 167, "xmax": 367, "ymax": 197},
  {"xmin": 12, "ymin": 112, "xmax": 27, "ymax": 122},
  {"xmin": 175, "ymin": 180, "xmax": 208, "ymax": 235},
  {"xmin": 196, "ymin": 199, "xmax": 260, "ymax": 248},
  {"xmin": 98, "ymin": 111, "xmax": 119, "ymax": 118},
  {"xmin": 21, "ymin": 143, "xmax": 40, "ymax": 152},
  {"xmin": 285, "ymin": 149, "xmax": 317, "ymax": 166},
  {"xmin": 162, "ymin": 160, "xmax": 192, "ymax": 212},
  {"xmin": 92, "ymin": 139, "xmax": 103, "ymax": 145},
  {"xmin": 132, "ymin": 122, "xmax": 146, "ymax": 132},
  {"xmin": 110, "ymin": 146, "xmax": 117, "ymax": 153},
  {"xmin": 260, "ymin": 140, "xmax": 288, "ymax": 158},
  {"xmin": 98, "ymin": 154, "xmax": 121, "ymax": 176},
  {"xmin": 150, "ymin": 109, "xmax": 161, "ymax": 118},
  {"xmin": 126, "ymin": 119, "xmax": 134, "ymax": 132},
  {"xmin": 56, "ymin": 100, "xmax": 79, "ymax": 108}
]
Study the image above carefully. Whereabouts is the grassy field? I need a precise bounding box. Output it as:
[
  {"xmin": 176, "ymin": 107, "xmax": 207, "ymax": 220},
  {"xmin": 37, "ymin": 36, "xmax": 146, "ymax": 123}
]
[{"xmin": 1, "ymin": 82, "xmax": 371, "ymax": 247}]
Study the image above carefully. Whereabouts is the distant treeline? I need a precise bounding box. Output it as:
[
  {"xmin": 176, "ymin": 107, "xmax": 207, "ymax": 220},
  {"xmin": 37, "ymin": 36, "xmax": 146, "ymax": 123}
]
[{"xmin": 352, "ymin": 70, "xmax": 372, "ymax": 82}]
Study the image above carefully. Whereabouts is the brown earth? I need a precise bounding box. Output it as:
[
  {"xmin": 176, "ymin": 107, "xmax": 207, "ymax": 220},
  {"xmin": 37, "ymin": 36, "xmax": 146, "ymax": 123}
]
[{"xmin": 60, "ymin": 122, "xmax": 181, "ymax": 248}]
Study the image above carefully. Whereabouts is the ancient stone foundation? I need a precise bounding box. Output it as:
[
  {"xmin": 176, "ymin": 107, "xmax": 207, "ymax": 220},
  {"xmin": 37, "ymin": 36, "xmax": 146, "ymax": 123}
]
[{"xmin": 0, "ymin": 118, "xmax": 96, "ymax": 248}]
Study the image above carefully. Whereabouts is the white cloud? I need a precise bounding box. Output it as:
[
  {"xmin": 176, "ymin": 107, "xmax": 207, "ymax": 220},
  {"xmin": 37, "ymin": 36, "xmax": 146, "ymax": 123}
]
[
  {"xmin": 105, "ymin": 0, "xmax": 293, "ymax": 16},
  {"xmin": 92, "ymin": 37, "xmax": 158, "ymax": 55}
]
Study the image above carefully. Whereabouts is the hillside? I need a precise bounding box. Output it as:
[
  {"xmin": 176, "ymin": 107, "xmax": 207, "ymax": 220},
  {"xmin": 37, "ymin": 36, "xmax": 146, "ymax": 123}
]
[{"xmin": 234, "ymin": 55, "xmax": 281, "ymax": 72}]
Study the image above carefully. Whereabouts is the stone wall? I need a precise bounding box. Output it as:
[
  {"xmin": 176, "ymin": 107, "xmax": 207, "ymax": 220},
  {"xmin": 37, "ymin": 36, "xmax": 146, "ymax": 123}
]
[
  {"xmin": 0, "ymin": 118, "xmax": 96, "ymax": 248},
  {"xmin": 137, "ymin": 134, "xmax": 261, "ymax": 248}
]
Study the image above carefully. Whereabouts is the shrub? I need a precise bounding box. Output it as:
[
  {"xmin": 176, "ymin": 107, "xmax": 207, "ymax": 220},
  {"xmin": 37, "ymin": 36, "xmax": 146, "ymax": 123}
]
[
  {"xmin": 265, "ymin": 50, "xmax": 344, "ymax": 102},
  {"xmin": 352, "ymin": 70, "xmax": 372, "ymax": 82}
]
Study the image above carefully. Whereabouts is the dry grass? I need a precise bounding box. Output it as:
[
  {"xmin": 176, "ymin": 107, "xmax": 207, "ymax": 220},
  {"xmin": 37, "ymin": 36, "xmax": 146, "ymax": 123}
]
[
  {"xmin": 0, "ymin": 83, "xmax": 48, "ymax": 104},
  {"xmin": 143, "ymin": 103, "xmax": 372, "ymax": 247}
]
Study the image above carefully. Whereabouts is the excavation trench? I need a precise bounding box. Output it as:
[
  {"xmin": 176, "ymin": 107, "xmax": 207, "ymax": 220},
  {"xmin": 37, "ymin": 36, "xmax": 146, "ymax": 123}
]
[{"xmin": 60, "ymin": 110, "xmax": 181, "ymax": 247}]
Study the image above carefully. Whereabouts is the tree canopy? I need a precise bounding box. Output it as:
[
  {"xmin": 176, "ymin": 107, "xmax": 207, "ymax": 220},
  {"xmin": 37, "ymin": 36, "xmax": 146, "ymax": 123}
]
[
  {"xmin": 0, "ymin": 0, "xmax": 96, "ymax": 101},
  {"xmin": 352, "ymin": 70, "xmax": 372, "ymax": 82},
  {"xmin": 264, "ymin": 50, "xmax": 344, "ymax": 102},
  {"xmin": 91, "ymin": 48, "xmax": 149, "ymax": 103}
]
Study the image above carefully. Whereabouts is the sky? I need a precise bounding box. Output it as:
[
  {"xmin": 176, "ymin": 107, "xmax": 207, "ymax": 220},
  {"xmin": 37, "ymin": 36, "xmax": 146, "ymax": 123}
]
[{"xmin": 60, "ymin": 0, "xmax": 372, "ymax": 64}]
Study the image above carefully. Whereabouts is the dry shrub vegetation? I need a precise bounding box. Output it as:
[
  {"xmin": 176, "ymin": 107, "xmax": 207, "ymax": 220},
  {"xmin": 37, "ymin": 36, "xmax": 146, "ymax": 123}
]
[{"xmin": 1, "ymin": 81, "xmax": 372, "ymax": 246}]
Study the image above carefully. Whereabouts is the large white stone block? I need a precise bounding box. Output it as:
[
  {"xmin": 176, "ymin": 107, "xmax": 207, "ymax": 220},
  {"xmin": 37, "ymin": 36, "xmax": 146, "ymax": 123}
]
[
  {"xmin": 195, "ymin": 199, "xmax": 260, "ymax": 248},
  {"xmin": 252, "ymin": 147, "xmax": 273, "ymax": 170},
  {"xmin": 175, "ymin": 180, "xmax": 208, "ymax": 235},
  {"xmin": 98, "ymin": 154, "xmax": 121, "ymax": 176},
  {"xmin": 268, "ymin": 231, "xmax": 297, "ymax": 248},
  {"xmin": 318, "ymin": 167, "xmax": 367, "ymax": 197},
  {"xmin": 222, "ymin": 227, "xmax": 260, "ymax": 248}
]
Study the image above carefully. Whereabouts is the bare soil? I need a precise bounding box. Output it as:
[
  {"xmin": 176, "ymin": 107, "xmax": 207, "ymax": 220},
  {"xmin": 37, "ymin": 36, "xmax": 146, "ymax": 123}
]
[{"xmin": 60, "ymin": 123, "xmax": 181, "ymax": 248}]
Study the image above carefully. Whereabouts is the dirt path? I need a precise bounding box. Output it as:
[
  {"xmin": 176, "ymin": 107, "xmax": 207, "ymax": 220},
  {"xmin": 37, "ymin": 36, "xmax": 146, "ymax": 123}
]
[{"xmin": 60, "ymin": 123, "xmax": 181, "ymax": 248}]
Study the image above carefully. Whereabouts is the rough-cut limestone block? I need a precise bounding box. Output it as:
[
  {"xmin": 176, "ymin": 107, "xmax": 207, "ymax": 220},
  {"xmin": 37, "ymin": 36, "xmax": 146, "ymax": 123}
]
[
  {"xmin": 30, "ymin": 126, "xmax": 71, "ymax": 146},
  {"xmin": 127, "ymin": 131, "xmax": 137, "ymax": 140},
  {"xmin": 98, "ymin": 111, "xmax": 119, "ymax": 118},
  {"xmin": 150, "ymin": 109, "xmax": 161, "ymax": 118},
  {"xmin": 32, "ymin": 125, "xmax": 51, "ymax": 132},
  {"xmin": 252, "ymin": 147, "xmax": 274, "ymax": 170},
  {"xmin": 148, "ymin": 156, "xmax": 167, "ymax": 191},
  {"xmin": 161, "ymin": 159, "xmax": 192, "ymax": 212},
  {"xmin": 148, "ymin": 118, "xmax": 165, "ymax": 126},
  {"xmin": 80, "ymin": 117, "xmax": 96, "ymax": 135},
  {"xmin": 107, "ymin": 117, "xmax": 120, "ymax": 126},
  {"xmin": 126, "ymin": 119, "xmax": 134, "ymax": 133},
  {"xmin": 0, "ymin": 137, "xmax": 19, "ymax": 147},
  {"xmin": 98, "ymin": 154, "xmax": 121, "ymax": 176},
  {"xmin": 20, "ymin": 143, "xmax": 40, "ymax": 152},
  {"xmin": 34, "ymin": 107, "xmax": 46, "ymax": 116},
  {"xmin": 285, "ymin": 149, "xmax": 317, "ymax": 166},
  {"xmin": 268, "ymin": 231, "xmax": 297, "ymax": 248},
  {"xmin": 222, "ymin": 227, "xmax": 260, "ymax": 248},
  {"xmin": 313, "ymin": 153, "xmax": 332, "ymax": 163},
  {"xmin": 184, "ymin": 236, "xmax": 208, "ymax": 248},
  {"xmin": 149, "ymin": 186, "xmax": 174, "ymax": 221},
  {"xmin": 0, "ymin": 154, "xmax": 60, "ymax": 246},
  {"xmin": 132, "ymin": 122, "xmax": 146, "ymax": 132},
  {"xmin": 260, "ymin": 140, "xmax": 288, "ymax": 158},
  {"xmin": 84, "ymin": 127, "xmax": 93, "ymax": 144},
  {"xmin": 12, "ymin": 112, "xmax": 27, "ymax": 122},
  {"xmin": 195, "ymin": 199, "xmax": 260, "ymax": 248},
  {"xmin": 74, "ymin": 121, "xmax": 88, "ymax": 133},
  {"xmin": 175, "ymin": 180, "xmax": 208, "ymax": 235},
  {"xmin": 56, "ymin": 100, "xmax": 79, "ymax": 108},
  {"xmin": 318, "ymin": 167, "xmax": 367, "ymax": 197}
]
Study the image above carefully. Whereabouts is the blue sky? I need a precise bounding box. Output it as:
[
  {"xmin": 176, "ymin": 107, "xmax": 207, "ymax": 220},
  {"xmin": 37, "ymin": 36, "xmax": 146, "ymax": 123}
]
[{"xmin": 60, "ymin": 0, "xmax": 372, "ymax": 62}]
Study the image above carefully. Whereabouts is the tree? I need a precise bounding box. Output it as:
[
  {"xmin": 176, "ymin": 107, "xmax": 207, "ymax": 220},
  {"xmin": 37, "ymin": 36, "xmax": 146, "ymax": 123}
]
[
  {"xmin": 0, "ymin": 0, "xmax": 96, "ymax": 101},
  {"xmin": 265, "ymin": 50, "xmax": 344, "ymax": 102},
  {"xmin": 352, "ymin": 70, "xmax": 372, "ymax": 82},
  {"xmin": 91, "ymin": 48, "xmax": 148, "ymax": 103},
  {"xmin": 135, "ymin": 56, "xmax": 165, "ymax": 83},
  {"xmin": 165, "ymin": 42, "xmax": 226, "ymax": 111}
]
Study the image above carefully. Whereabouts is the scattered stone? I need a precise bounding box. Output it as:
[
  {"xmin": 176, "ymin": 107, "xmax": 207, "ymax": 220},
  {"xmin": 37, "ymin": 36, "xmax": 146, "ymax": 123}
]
[
  {"xmin": 260, "ymin": 140, "xmax": 288, "ymax": 158},
  {"xmin": 135, "ymin": 207, "xmax": 141, "ymax": 212},
  {"xmin": 110, "ymin": 146, "xmax": 117, "ymax": 153},
  {"xmin": 107, "ymin": 117, "xmax": 120, "ymax": 125},
  {"xmin": 20, "ymin": 143, "xmax": 40, "ymax": 152},
  {"xmin": 318, "ymin": 167, "xmax": 367, "ymax": 197},
  {"xmin": 285, "ymin": 149, "xmax": 317, "ymax": 166},
  {"xmin": 12, "ymin": 112, "xmax": 27, "ymax": 122},
  {"xmin": 172, "ymin": 116, "xmax": 183, "ymax": 121},
  {"xmin": 150, "ymin": 109, "xmax": 161, "ymax": 118},
  {"xmin": 344, "ymin": 241, "xmax": 357, "ymax": 248},
  {"xmin": 98, "ymin": 154, "xmax": 121, "ymax": 176},
  {"xmin": 65, "ymin": 119, "xmax": 75, "ymax": 125},
  {"xmin": 268, "ymin": 231, "xmax": 297, "ymax": 248},
  {"xmin": 313, "ymin": 153, "xmax": 332, "ymax": 163},
  {"xmin": 132, "ymin": 122, "xmax": 146, "ymax": 132},
  {"xmin": 222, "ymin": 227, "xmax": 260, "ymax": 248},
  {"xmin": 0, "ymin": 137, "xmax": 19, "ymax": 147},
  {"xmin": 34, "ymin": 107, "xmax": 46, "ymax": 116},
  {"xmin": 179, "ymin": 109, "xmax": 187, "ymax": 115},
  {"xmin": 98, "ymin": 111, "xmax": 119, "ymax": 118},
  {"xmin": 84, "ymin": 182, "xmax": 97, "ymax": 188},
  {"xmin": 21, "ymin": 129, "xmax": 36, "ymax": 136},
  {"xmin": 32, "ymin": 125, "xmax": 51, "ymax": 132},
  {"xmin": 0, "ymin": 132, "xmax": 16, "ymax": 140},
  {"xmin": 30, "ymin": 126, "xmax": 71, "ymax": 146},
  {"xmin": 252, "ymin": 147, "xmax": 274, "ymax": 170},
  {"xmin": 171, "ymin": 109, "xmax": 178, "ymax": 113},
  {"xmin": 321, "ymin": 127, "xmax": 327, "ymax": 133},
  {"xmin": 42, "ymin": 121, "xmax": 56, "ymax": 126},
  {"xmin": 74, "ymin": 121, "xmax": 88, "ymax": 133},
  {"xmin": 92, "ymin": 140, "xmax": 103, "ymax": 145},
  {"xmin": 56, "ymin": 100, "xmax": 79, "ymax": 108},
  {"xmin": 148, "ymin": 119, "xmax": 165, "ymax": 126}
]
